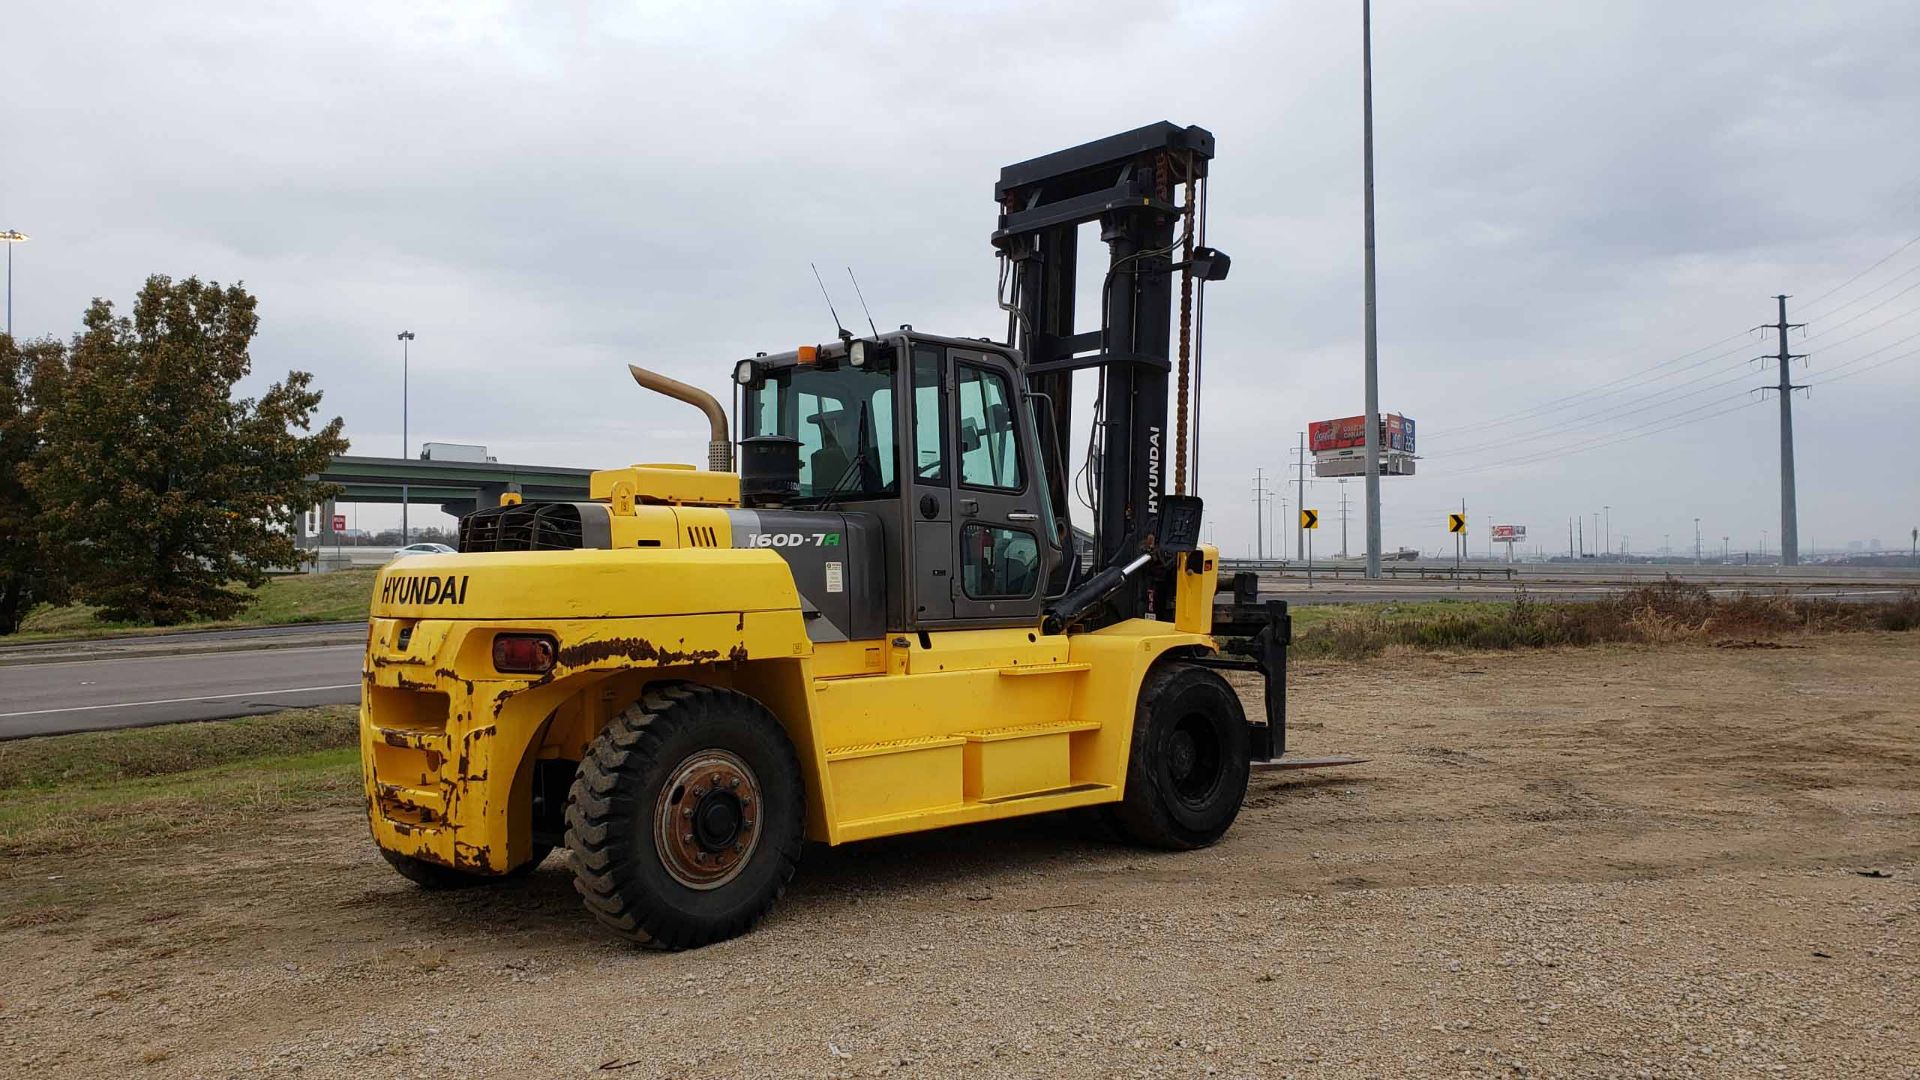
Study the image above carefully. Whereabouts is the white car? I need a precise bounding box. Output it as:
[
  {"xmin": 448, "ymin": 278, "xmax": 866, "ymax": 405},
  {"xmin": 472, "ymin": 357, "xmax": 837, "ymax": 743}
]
[{"xmin": 391, "ymin": 542, "xmax": 457, "ymax": 559}]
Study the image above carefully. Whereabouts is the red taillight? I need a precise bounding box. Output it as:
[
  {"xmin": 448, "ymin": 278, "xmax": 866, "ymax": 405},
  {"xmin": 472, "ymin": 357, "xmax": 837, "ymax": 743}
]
[{"xmin": 492, "ymin": 634, "xmax": 557, "ymax": 674}]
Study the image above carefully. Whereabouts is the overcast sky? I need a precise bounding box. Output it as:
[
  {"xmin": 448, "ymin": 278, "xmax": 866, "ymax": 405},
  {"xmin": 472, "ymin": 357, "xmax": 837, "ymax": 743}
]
[{"xmin": 7, "ymin": 0, "xmax": 1918, "ymax": 556}]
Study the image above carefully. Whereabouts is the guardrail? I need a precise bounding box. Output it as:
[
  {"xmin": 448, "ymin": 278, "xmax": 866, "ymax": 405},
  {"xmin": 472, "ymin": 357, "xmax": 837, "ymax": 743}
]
[{"xmin": 1219, "ymin": 559, "xmax": 1517, "ymax": 581}]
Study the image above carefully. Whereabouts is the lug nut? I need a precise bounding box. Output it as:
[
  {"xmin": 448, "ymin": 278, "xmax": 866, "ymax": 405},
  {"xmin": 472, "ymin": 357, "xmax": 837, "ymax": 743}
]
[
  {"xmin": 729, "ymin": 777, "xmax": 740, "ymax": 790},
  {"xmin": 683, "ymin": 832, "xmax": 695, "ymax": 843},
  {"xmin": 682, "ymin": 807, "xmax": 693, "ymax": 819}
]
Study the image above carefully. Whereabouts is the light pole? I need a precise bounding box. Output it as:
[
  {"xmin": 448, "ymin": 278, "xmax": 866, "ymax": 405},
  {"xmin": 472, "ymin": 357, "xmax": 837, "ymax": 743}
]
[
  {"xmin": 397, "ymin": 330, "xmax": 415, "ymax": 544},
  {"xmin": 1603, "ymin": 504, "xmax": 1611, "ymax": 558},
  {"xmin": 1, "ymin": 230, "xmax": 27, "ymax": 337},
  {"xmin": 1361, "ymin": 0, "xmax": 1383, "ymax": 579},
  {"xmin": 1694, "ymin": 518, "xmax": 1702, "ymax": 565}
]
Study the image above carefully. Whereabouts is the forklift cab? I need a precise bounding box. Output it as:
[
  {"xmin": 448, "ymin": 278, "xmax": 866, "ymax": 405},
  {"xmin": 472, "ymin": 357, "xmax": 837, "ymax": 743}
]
[{"xmin": 734, "ymin": 332, "xmax": 1064, "ymax": 632}]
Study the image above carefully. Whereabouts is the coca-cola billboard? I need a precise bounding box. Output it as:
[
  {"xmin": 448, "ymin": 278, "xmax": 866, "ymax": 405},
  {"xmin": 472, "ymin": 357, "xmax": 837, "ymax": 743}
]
[{"xmin": 1309, "ymin": 413, "xmax": 1416, "ymax": 453}]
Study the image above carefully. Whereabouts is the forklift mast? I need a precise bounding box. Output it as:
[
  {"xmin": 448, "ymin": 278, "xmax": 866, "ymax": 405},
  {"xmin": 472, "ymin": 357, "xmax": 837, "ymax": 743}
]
[{"xmin": 992, "ymin": 123, "xmax": 1216, "ymax": 625}]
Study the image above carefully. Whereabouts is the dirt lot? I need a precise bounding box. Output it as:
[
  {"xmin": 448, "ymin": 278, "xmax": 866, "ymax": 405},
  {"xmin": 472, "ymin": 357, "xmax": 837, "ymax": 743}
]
[{"xmin": 2, "ymin": 635, "xmax": 1916, "ymax": 1078}]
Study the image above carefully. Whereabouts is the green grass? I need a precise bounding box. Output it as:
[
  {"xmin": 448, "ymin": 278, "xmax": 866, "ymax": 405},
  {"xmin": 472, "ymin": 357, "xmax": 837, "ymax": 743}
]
[
  {"xmin": 9, "ymin": 568, "xmax": 377, "ymax": 642},
  {"xmin": 0, "ymin": 706, "xmax": 358, "ymax": 791},
  {"xmin": 1285, "ymin": 599, "xmax": 1509, "ymax": 636},
  {"xmin": 0, "ymin": 707, "xmax": 362, "ymax": 861},
  {"xmin": 1280, "ymin": 581, "xmax": 1920, "ymax": 660}
]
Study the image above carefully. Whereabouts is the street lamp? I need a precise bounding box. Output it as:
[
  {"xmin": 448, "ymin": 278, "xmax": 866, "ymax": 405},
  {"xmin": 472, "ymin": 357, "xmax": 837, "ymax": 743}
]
[
  {"xmin": 397, "ymin": 330, "xmax": 415, "ymax": 544},
  {"xmin": 1603, "ymin": 504, "xmax": 1611, "ymax": 559},
  {"xmin": 1, "ymin": 230, "xmax": 27, "ymax": 337}
]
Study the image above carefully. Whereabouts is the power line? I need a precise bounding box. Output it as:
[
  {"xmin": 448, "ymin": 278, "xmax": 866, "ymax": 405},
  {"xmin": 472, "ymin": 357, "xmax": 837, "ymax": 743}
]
[
  {"xmin": 1422, "ymin": 331, "xmax": 1754, "ymax": 440},
  {"xmin": 1799, "ymin": 258, "xmax": 1920, "ymax": 326},
  {"xmin": 1808, "ymin": 343, "xmax": 1920, "ymax": 385},
  {"xmin": 1799, "ymin": 304, "xmax": 1920, "ymax": 354},
  {"xmin": 1800, "ymin": 279, "xmax": 1920, "ymax": 341},
  {"xmin": 1444, "ymin": 394, "xmax": 1767, "ymax": 479},
  {"xmin": 1424, "ymin": 352, "xmax": 1763, "ymax": 460},
  {"xmin": 1797, "ymin": 229, "xmax": 1920, "ymax": 316}
]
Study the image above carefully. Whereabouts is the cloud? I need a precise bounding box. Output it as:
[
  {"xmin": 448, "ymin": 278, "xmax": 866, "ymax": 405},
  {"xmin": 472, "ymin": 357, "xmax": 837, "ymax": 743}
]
[{"xmin": 4, "ymin": 0, "xmax": 1916, "ymax": 550}]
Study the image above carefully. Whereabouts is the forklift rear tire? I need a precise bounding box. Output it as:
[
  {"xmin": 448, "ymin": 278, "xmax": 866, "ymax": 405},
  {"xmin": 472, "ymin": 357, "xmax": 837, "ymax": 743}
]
[
  {"xmin": 564, "ymin": 683, "xmax": 804, "ymax": 950},
  {"xmin": 379, "ymin": 844, "xmax": 553, "ymax": 889},
  {"xmin": 1105, "ymin": 662, "xmax": 1250, "ymax": 850}
]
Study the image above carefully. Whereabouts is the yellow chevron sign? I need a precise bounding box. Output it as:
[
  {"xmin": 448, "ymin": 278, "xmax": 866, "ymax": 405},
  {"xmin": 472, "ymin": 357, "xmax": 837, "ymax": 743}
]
[
  {"xmin": 1448, "ymin": 513, "xmax": 1467, "ymax": 533},
  {"xmin": 1300, "ymin": 509, "xmax": 1319, "ymax": 529}
]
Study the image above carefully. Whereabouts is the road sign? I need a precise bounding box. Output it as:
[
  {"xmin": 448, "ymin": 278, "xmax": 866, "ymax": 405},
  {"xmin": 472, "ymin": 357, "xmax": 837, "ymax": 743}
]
[
  {"xmin": 1448, "ymin": 513, "xmax": 1467, "ymax": 534},
  {"xmin": 331, "ymin": 514, "xmax": 347, "ymax": 533},
  {"xmin": 1300, "ymin": 509, "xmax": 1319, "ymax": 529}
]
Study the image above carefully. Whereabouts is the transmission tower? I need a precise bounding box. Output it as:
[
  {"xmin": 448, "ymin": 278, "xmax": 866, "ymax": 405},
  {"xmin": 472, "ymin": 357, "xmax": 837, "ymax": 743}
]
[{"xmin": 1756, "ymin": 295, "xmax": 1806, "ymax": 565}]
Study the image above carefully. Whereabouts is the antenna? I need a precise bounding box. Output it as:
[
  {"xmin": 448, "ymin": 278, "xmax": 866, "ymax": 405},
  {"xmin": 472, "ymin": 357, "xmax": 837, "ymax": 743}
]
[
  {"xmin": 846, "ymin": 266, "xmax": 880, "ymax": 339},
  {"xmin": 810, "ymin": 262, "xmax": 853, "ymax": 345}
]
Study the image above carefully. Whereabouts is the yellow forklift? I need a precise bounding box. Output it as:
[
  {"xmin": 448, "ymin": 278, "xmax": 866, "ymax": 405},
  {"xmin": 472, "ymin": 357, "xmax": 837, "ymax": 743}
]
[{"xmin": 361, "ymin": 123, "xmax": 1293, "ymax": 948}]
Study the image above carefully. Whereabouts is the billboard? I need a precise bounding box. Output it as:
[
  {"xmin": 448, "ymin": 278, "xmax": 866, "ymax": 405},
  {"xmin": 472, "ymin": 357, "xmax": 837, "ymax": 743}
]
[
  {"xmin": 1314, "ymin": 455, "xmax": 1415, "ymax": 477},
  {"xmin": 1309, "ymin": 413, "xmax": 1416, "ymax": 454},
  {"xmin": 1491, "ymin": 524, "xmax": 1527, "ymax": 542}
]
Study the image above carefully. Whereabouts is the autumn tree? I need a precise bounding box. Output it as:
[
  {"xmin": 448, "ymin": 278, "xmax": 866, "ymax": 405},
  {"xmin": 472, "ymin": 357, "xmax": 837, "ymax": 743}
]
[
  {"xmin": 28, "ymin": 276, "xmax": 348, "ymax": 625},
  {"xmin": 0, "ymin": 333, "xmax": 69, "ymax": 634}
]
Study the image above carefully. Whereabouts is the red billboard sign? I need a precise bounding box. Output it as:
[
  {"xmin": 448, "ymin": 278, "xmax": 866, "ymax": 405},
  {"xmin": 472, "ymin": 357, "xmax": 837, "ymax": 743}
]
[
  {"xmin": 1491, "ymin": 524, "xmax": 1526, "ymax": 542},
  {"xmin": 1310, "ymin": 413, "xmax": 1416, "ymax": 453}
]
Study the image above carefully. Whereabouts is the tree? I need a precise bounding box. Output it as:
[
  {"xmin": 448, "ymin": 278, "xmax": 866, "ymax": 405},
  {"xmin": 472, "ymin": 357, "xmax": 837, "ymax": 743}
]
[
  {"xmin": 28, "ymin": 276, "xmax": 348, "ymax": 625},
  {"xmin": 0, "ymin": 333, "xmax": 69, "ymax": 634}
]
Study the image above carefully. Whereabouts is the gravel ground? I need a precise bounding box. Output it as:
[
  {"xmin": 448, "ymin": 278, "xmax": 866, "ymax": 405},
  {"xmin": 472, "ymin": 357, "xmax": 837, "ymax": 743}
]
[{"xmin": 1, "ymin": 635, "xmax": 1915, "ymax": 1078}]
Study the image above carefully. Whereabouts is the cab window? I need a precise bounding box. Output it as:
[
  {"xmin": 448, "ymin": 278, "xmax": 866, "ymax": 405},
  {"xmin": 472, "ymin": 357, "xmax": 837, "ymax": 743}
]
[
  {"xmin": 744, "ymin": 362, "xmax": 896, "ymax": 501},
  {"xmin": 955, "ymin": 364, "xmax": 1022, "ymax": 491},
  {"xmin": 960, "ymin": 524, "xmax": 1040, "ymax": 598},
  {"xmin": 911, "ymin": 346, "xmax": 946, "ymax": 482}
]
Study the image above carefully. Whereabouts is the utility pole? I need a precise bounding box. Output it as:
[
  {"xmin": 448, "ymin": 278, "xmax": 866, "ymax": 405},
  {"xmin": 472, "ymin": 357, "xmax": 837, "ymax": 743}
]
[
  {"xmin": 1338, "ymin": 480, "xmax": 1351, "ymax": 558},
  {"xmin": 1758, "ymin": 295, "xmax": 1805, "ymax": 565},
  {"xmin": 1360, "ymin": 0, "xmax": 1383, "ymax": 579},
  {"xmin": 0, "ymin": 230, "xmax": 28, "ymax": 336},
  {"xmin": 397, "ymin": 330, "xmax": 415, "ymax": 544},
  {"xmin": 1568, "ymin": 517, "xmax": 1574, "ymax": 559},
  {"xmin": 1251, "ymin": 469, "xmax": 1268, "ymax": 559},
  {"xmin": 1694, "ymin": 518, "xmax": 1702, "ymax": 564},
  {"xmin": 1295, "ymin": 431, "xmax": 1307, "ymax": 564},
  {"xmin": 1603, "ymin": 505, "xmax": 1611, "ymax": 558}
]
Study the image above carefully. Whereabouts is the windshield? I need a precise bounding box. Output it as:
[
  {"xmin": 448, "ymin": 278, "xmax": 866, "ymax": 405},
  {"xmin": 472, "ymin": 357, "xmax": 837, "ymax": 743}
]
[{"xmin": 744, "ymin": 363, "xmax": 896, "ymax": 502}]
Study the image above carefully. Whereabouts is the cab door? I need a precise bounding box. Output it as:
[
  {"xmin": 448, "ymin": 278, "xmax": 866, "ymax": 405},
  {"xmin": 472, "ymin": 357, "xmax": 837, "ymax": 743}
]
[
  {"xmin": 945, "ymin": 348, "xmax": 1046, "ymax": 622},
  {"xmin": 906, "ymin": 343, "xmax": 955, "ymax": 623}
]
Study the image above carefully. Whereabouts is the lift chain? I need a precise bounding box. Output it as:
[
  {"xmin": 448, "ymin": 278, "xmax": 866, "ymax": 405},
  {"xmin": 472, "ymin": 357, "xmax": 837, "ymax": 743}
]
[{"xmin": 1172, "ymin": 153, "xmax": 1197, "ymax": 497}]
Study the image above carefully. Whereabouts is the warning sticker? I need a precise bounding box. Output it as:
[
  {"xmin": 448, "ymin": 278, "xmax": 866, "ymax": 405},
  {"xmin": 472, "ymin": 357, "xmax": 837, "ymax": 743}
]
[{"xmin": 825, "ymin": 561, "xmax": 844, "ymax": 593}]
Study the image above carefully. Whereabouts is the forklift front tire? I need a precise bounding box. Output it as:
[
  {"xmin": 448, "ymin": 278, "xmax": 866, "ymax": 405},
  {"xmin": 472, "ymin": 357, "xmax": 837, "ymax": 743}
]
[{"xmin": 1105, "ymin": 662, "xmax": 1251, "ymax": 850}]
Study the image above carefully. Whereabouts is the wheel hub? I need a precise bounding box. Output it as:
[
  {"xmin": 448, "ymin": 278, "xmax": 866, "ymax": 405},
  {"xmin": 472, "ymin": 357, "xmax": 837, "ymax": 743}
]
[
  {"xmin": 1167, "ymin": 713, "xmax": 1222, "ymax": 805},
  {"xmin": 1168, "ymin": 728, "xmax": 1198, "ymax": 780},
  {"xmin": 654, "ymin": 750, "xmax": 761, "ymax": 890}
]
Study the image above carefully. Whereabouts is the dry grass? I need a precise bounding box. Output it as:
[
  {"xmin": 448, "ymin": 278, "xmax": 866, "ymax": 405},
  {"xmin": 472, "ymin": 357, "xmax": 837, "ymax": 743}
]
[
  {"xmin": 1290, "ymin": 579, "xmax": 1920, "ymax": 659},
  {"xmin": 0, "ymin": 708, "xmax": 362, "ymax": 863}
]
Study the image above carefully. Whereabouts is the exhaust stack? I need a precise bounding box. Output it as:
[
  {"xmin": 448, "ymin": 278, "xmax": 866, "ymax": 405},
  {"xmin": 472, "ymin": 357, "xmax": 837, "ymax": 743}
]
[{"xmin": 628, "ymin": 364, "xmax": 733, "ymax": 473}]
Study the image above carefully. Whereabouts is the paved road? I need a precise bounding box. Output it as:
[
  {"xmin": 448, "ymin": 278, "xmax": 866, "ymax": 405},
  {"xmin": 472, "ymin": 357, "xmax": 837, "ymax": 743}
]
[
  {"xmin": 1, "ymin": 644, "xmax": 362, "ymax": 740},
  {"xmin": 4, "ymin": 568, "xmax": 1910, "ymax": 740}
]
